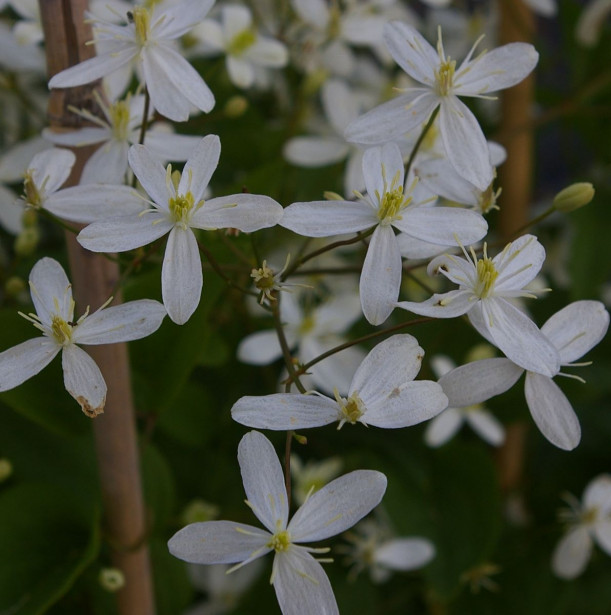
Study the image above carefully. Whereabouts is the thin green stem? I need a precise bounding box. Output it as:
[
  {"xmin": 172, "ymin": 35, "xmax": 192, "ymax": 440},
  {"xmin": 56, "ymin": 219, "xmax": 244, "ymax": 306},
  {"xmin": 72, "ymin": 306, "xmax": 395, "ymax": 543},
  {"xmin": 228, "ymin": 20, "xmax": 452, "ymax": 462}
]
[
  {"xmin": 137, "ymin": 89, "xmax": 151, "ymax": 146},
  {"xmin": 405, "ymin": 106, "xmax": 440, "ymax": 179}
]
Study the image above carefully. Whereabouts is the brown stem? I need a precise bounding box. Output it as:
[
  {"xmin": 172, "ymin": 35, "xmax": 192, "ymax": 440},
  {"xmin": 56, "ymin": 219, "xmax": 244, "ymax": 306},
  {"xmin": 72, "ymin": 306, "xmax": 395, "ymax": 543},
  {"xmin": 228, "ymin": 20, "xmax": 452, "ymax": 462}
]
[
  {"xmin": 40, "ymin": 1, "xmax": 156, "ymax": 613},
  {"xmin": 496, "ymin": 0, "xmax": 535, "ymax": 494}
]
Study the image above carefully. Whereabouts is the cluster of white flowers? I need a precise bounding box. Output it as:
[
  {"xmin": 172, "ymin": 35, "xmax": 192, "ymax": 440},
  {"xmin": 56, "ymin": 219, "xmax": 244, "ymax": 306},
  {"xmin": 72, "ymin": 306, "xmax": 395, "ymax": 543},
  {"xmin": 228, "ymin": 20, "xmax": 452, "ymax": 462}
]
[{"xmin": 0, "ymin": 0, "xmax": 609, "ymax": 612}]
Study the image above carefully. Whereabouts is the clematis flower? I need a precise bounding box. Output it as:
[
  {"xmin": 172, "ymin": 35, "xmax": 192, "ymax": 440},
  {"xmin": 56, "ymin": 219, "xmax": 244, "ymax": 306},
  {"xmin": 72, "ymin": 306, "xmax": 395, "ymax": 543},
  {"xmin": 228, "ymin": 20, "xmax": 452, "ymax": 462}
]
[
  {"xmin": 77, "ymin": 135, "xmax": 283, "ymax": 325},
  {"xmin": 168, "ymin": 430, "xmax": 387, "ymax": 615},
  {"xmin": 48, "ymin": 0, "xmax": 216, "ymax": 122},
  {"xmin": 0, "ymin": 257, "xmax": 167, "ymax": 417},
  {"xmin": 281, "ymin": 142, "xmax": 488, "ymax": 325},
  {"xmin": 552, "ymin": 474, "xmax": 611, "ymax": 579},
  {"xmin": 396, "ymin": 234, "xmax": 561, "ymax": 377},
  {"xmin": 434, "ymin": 301, "xmax": 609, "ymax": 450},
  {"xmin": 345, "ymin": 21, "xmax": 539, "ymax": 190},
  {"xmin": 232, "ymin": 334, "xmax": 448, "ymax": 431}
]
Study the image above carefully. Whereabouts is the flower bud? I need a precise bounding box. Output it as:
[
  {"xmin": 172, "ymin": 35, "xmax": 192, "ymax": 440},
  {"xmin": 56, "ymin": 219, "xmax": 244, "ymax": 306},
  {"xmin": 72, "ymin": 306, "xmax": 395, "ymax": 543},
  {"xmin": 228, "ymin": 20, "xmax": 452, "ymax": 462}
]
[
  {"xmin": 14, "ymin": 226, "xmax": 40, "ymax": 256},
  {"xmin": 224, "ymin": 95, "xmax": 248, "ymax": 118},
  {"xmin": 181, "ymin": 499, "xmax": 219, "ymax": 525},
  {"xmin": 553, "ymin": 182, "xmax": 595, "ymax": 213},
  {"xmin": 4, "ymin": 276, "xmax": 25, "ymax": 298},
  {"xmin": 99, "ymin": 568, "xmax": 125, "ymax": 593}
]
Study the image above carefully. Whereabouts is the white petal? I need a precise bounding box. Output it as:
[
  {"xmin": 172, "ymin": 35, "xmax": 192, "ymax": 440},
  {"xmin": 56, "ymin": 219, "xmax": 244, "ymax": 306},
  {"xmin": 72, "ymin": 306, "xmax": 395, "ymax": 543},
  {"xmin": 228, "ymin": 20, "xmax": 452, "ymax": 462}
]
[
  {"xmin": 374, "ymin": 538, "xmax": 435, "ymax": 570},
  {"xmin": 143, "ymin": 44, "xmax": 215, "ymax": 121},
  {"xmin": 524, "ymin": 372, "xmax": 580, "ymax": 450},
  {"xmin": 168, "ymin": 520, "xmax": 271, "ymax": 564},
  {"xmin": 360, "ymin": 225, "xmax": 401, "ymax": 325},
  {"xmin": 29, "ymin": 257, "xmax": 73, "ymax": 324},
  {"xmin": 280, "ymin": 200, "xmax": 375, "ymax": 237},
  {"xmin": 383, "ymin": 21, "xmax": 438, "ymax": 85},
  {"xmin": 231, "ymin": 394, "xmax": 337, "ymax": 431},
  {"xmin": 156, "ymin": 0, "xmax": 215, "ymax": 39},
  {"xmin": 351, "ymin": 334, "xmax": 424, "ymax": 402},
  {"xmin": 248, "ymin": 38, "xmax": 288, "ymax": 68},
  {"xmin": 29, "ymin": 148, "xmax": 75, "ymax": 195},
  {"xmin": 583, "ymin": 475, "xmax": 611, "ymax": 512},
  {"xmin": 424, "ymin": 407, "xmax": 463, "ymax": 447},
  {"xmin": 0, "ymin": 338, "xmax": 60, "ymax": 391},
  {"xmin": 43, "ymin": 127, "xmax": 108, "ymax": 148},
  {"xmin": 49, "ymin": 46, "xmax": 138, "ymax": 88},
  {"xmin": 466, "ymin": 410, "xmax": 505, "ymax": 446},
  {"xmin": 61, "ymin": 344, "xmax": 107, "ymax": 417},
  {"xmin": 551, "ymin": 527, "xmax": 592, "ymax": 579},
  {"xmin": 162, "ymin": 227, "xmax": 202, "ymax": 325},
  {"xmin": 45, "ymin": 185, "xmax": 146, "ymax": 223},
  {"xmin": 541, "ymin": 301, "xmax": 609, "ymax": 364},
  {"xmin": 365, "ymin": 381, "xmax": 448, "ymax": 428},
  {"xmin": 396, "ymin": 289, "xmax": 475, "ymax": 318},
  {"xmin": 291, "ymin": 0, "xmax": 329, "ymax": 29},
  {"xmin": 283, "ymin": 137, "xmax": 349, "ymax": 167},
  {"xmin": 493, "ymin": 234, "xmax": 545, "ymax": 292},
  {"xmin": 0, "ymin": 189, "xmax": 23, "ymax": 235},
  {"xmin": 438, "ymin": 357, "xmax": 523, "ymax": 407},
  {"xmin": 396, "ymin": 234, "xmax": 446, "ymax": 260},
  {"xmin": 439, "ymin": 96, "xmax": 492, "ymax": 191},
  {"xmin": 141, "ymin": 130, "xmax": 202, "ymax": 162},
  {"xmin": 77, "ymin": 212, "xmax": 173, "ymax": 252},
  {"xmin": 456, "ymin": 43, "xmax": 539, "ymax": 96},
  {"xmin": 73, "ymin": 299, "xmax": 166, "ymax": 345},
  {"xmin": 192, "ymin": 194, "xmax": 283, "ymax": 232},
  {"xmin": 362, "ymin": 143, "xmax": 404, "ymax": 206},
  {"xmin": 394, "ymin": 206, "xmax": 488, "ymax": 246},
  {"xmin": 427, "ymin": 251, "xmax": 475, "ymax": 286},
  {"xmin": 79, "ymin": 140, "xmax": 128, "ymax": 185},
  {"xmin": 322, "ymin": 79, "xmax": 359, "ymax": 133},
  {"xmin": 288, "ymin": 470, "xmax": 387, "ymax": 542},
  {"xmin": 478, "ymin": 299, "xmax": 560, "ymax": 377},
  {"xmin": 273, "ymin": 549, "xmax": 338, "ymax": 615},
  {"xmin": 179, "ymin": 135, "xmax": 220, "ymax": 202},
  {"xmin": 593, "ymin": 520, "xmax": 611, "ymax": 556},
  {"xmin": 128, "ymin": 144, "xmax": 172, "ymax": 207},
  {"xmin": 238, "ymin": 431, "xmax": 288, "ymax": 533},
  {"xmin": 237, "ymin": 330, "xmax": 283, "ymax": 365},
  {"xmin": 344, "ymin": 148, "xmax": 365, "ymax": 194},
  {"xmin": 345, "ymin": 91, "xmax": 438, "ymax": 146},
  {"xmin": 0, "ymin": 135, "xmax": 50, "ymax": 182},
  {"xmin": 226, "ymin": 56, "xmax": 255, "ymax": 89}
]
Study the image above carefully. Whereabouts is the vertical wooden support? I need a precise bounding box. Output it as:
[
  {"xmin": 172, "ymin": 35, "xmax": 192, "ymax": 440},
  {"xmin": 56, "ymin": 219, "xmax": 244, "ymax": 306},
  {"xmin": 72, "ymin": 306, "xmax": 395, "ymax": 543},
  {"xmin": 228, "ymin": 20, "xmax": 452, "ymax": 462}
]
[
  {"xmin": 39, "ymin": 1, "xmax": 156, "ymax": 613},
  {"xmin": 496, "ymin": 0, "xmax": 536, "ymax": 493}
]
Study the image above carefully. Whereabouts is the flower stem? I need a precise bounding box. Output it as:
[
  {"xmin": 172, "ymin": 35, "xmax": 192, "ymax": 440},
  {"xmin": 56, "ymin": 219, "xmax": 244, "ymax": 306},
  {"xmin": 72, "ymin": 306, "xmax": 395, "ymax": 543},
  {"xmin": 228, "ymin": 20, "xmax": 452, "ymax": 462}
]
[{"xmin": 405, "ymin": 106, "xmax": 440, "ymax": 178}]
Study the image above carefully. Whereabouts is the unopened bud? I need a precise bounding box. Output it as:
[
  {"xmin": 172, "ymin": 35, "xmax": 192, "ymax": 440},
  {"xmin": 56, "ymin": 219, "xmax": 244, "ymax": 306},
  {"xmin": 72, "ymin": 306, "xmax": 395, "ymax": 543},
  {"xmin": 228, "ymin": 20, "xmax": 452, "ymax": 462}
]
[
  {"xmin": 293, "ymin": 433, "xmax": 308, "ymax": 445},
  {"xmin": 224, "ymin": 95, "xmax": 248, "ymax": 118},
  {"xmin": 324, "ymin": 191, "xmax": 344, "ymax": 201},
  {"xmin": 181, "ymin": 499, "xmax": 219, "ymax": 525},
  {"xmin": 303, "ymin": 68, "xmax": 328, "ymax": 96},
  {"xmin": 21, "ymin": 208, "xmax": 38, "ymax": 227},
  {"xmin": 4, "ymin": 276, "xmax": 25, "ymax": 298},
  {"xmin": 14, "ymin": 226, "xmax": 40, "ymax": 256},
  {"xmin": 553, "ymin": 182, "xmax": 595, "ymax": 213},
  {"xmin": 466, "ymin": 344, "xmax": 496, "ymax": 363},
  {"xmin": 99, "ymin": 568, "xmax": 125, "ymax": 593},
  {"xmin": 0, "ymin": 458, "xmax": 13, "ymax": 482}
]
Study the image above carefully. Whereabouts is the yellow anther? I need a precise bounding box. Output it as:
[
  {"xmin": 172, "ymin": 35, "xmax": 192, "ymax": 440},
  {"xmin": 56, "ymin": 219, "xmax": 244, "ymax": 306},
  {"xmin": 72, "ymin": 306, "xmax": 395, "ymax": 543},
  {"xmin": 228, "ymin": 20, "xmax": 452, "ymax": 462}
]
[
  {"xmin": 132, "ymin": 7, "xmax": 151, "ymax": 46},
  {"xmin": 267, "ymin": 530, "xmax": 291, "ymax": 552},
  {"xmin": 109, "ymin": 99, "xmax": 131, "ymax": 141},
  {"xmin": 435, "ymin": 59, "xmax": 456, "ymax": 96},
  {"xmin": 473, "ymin": 246, "xmax": 498, "ymax": 299},
  {"xmin": 51, "ymin": 314, "xmax": 73, "ymax": 345},
  {"xmin": 335, "ymin": 389, "xmax": 365, "ymax": 425},
  {"xmin": 169, "ymin": 192, "xmax": 195, "ymax": 227},
  {"xmin": 376, "ymin": 169, "xmax": 410, "ymax": 224},
  {"xmin": 23, "ymin": 170, "xmax": 42, "ymax": 207}
]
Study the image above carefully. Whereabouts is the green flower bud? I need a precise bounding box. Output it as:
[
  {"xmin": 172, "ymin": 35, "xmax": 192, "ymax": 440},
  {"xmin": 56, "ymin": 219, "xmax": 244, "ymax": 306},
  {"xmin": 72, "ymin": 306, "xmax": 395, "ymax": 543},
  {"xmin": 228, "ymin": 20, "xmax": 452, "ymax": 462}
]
[
  {"xmin": 4, "ymin": 276, "xmax": 26, "ymax": 298},
  {"xmin": 14, "ymin": 226, "xmax": 40, "ymax": 256},
  {"xmin": 224, "ymin": 95, "xmax": 248, "ymax": 118},
  {"xmin": 99, "ymin": 568, "xmax": 125, "ymax": 593},
  {"xmin": 553, "ymin": 182, "xmax": 595, "ymax": 213},
  {"xmin": 181, "ymin": 499, "xmax": 219, "ymax": 525}
]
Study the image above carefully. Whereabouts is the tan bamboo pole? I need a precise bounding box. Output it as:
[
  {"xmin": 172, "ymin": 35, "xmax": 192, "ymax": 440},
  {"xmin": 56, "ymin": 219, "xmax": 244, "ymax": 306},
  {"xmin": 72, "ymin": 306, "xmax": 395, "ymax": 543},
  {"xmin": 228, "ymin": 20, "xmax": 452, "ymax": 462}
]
[
  {"xmin": 496, "ymin": 0, "xmax": 536, "ymax": 493},
  {"xmin": 39, "ymin": 1, "xmax": 156, "ymax": 613}
]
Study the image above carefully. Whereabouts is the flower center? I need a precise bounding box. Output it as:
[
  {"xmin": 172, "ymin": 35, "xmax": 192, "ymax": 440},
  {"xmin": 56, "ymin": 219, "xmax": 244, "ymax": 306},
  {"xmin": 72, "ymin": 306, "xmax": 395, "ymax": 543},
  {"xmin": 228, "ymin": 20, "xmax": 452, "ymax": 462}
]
[
  {"xmin": 109, "ymin": 99, "xmax": 131, "ymax": 141},
  {"xmin": 130, "ymin": 7, "xmax": 151, "ymax": 46},
  {"xmin": 474, "ymin": 255, "xmax": 498, "ymax": 299},
  {"xmin": 375, "ymin": 169, "xmax": 411, "ymax": 225},
  {"xmin": 23, "ymin": 170, "xmax": 42, "ymax": 207},
  {"xmin": 581, "ymin": 506, "xmax": 599, "ymax": 525},
  {"xmin": 166, "ymin": 166, "xmax": 203, "ymax": 229},
  {"xmin": 228, "ymin": 29, "xmax": 257, "ymax": 56},
  {"xmin": 435, "ymin": 59, "xmax": 456, "ymax": 96},
  {"xmin": 335, "ymin": 389, "xmax": 365, "ymax": 426},
  {"xmin": 51, "ymin": 314, "xmax": 73, "ymax": 346},
  {"xmin": 267, "ymin": 529, "xmax": 291, "ymax": 553}
]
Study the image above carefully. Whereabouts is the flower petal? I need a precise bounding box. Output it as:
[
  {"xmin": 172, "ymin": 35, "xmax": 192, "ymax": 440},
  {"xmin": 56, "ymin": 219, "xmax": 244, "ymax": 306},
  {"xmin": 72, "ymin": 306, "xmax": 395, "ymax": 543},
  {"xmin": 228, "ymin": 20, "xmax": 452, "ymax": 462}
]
[
  {"xmin": 374, "ymin": 538, "xmax": 435, "ymax": 570},
  {"xmin": 283, "ymin": 137, "xmax": 349, "ymax": 167},
  {"xmin": 73, "ymin": 299, "xmax": 166, "ymax": 345},
  {"xmin": 424, "ymin": 407, "xmax": 463, "ymax": 447},
  {"xmin": 231, "ymin": 394, "xmax": 337, "ymax": 431},
  {"xmin": 396, "ymin": 289, "xmax": 474, "ymax": 318},
  {"xmin": 0, "ymin": 338, "xmax": 60, "ymax": 391},
  {"xmin": 61, "ymin": 344, "xmax": 107, "ymax": 417},
  {"xmin": 288, "ymin": 470, "xmax": 387, "ymax": 542},
  {"xmin": 179, "ymin": 135, "xmax": 220, "ymax": 202},
  {"xmin": 541, "ymin": 301, "xmax": 609, "ymax": 364},
  {"xmin": 360, "ymin": 225, "xmax": 402, "ymax": 325},
  {"xmin": 239, "ymin": 431, "xmax": 289, "ymax": 533},
  {"xmin": 551, "ymin": 527, "xmax": 592, "ymax": 579},
  {"xmin": 322, "ymin": 79, "xmax": 359, "ymax": 133},
  {"xmin": 273, "ymin": 548, "xmax": 338, "ymax": 615},
  {"xmin": 162, "ymin": 226, "xmax": 202, "ymax": 325},
  {"xmin": 524, "ymin": 372, "xmax": 580, "ymax": 450},
  {"xmin": 362, "ymin": 143, "xmax": 404, "ymax": 206},
  {"xmin": 128, "ymin": 143, "xmax": 172, "ymax": 208},
  {"xmin": 192, "ymin": 194, "xmax": 283, "ymax": 232},
  {"xmin": 466, "ymin": 409, "xmax": 505, "ymax": 446},
  {"xmin": 168, "ymin": 520, "xmax": 271, "ymax": 564},
  {"xmin": 583, "ymin": 475, "xmax": 611, "ymax": 512},
  {"xmin": 79, "ymin": 140, "xmax": 128, "ymax": 185},
  {"xmin": 29, "ymin": 148, "xmax": 75, "ymax": 195},
  {"xmin": 493, "ymin": 234, "xmax": 545, "ymax": 292},
  {"xmin": 237, "ymin": 330, "xmax": 283, "ymax": 365},
  {"xmin": 29, "ymin": 257, "xmax": 73, "ymax": 324}
]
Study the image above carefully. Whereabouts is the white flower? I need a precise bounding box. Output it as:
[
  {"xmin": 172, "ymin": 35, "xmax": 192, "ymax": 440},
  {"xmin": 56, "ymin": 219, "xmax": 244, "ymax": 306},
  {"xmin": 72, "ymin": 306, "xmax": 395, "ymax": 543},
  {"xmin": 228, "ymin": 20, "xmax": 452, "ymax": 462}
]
[
  {"xmin": 168, "ymin": 430, "xmax": 388, "ymax": 615},
  {"xmin": 341, "ymin": 518, "xmax": 435, "ymax": 583},
  {"xmin": 43, "ymin": 93, "xmax": 201, "ymax": 185},
  {"xmin": 424, "ymin": 355, "xmax": 505, "ymax": 447},
  {"xmin": 48, "ymin": 0, "xmax": 216, "ymax": 122},
  {"xmin": 232, "ymin": 334, "xmax": 448, "ymax": 430},
  {"xmin": 281, "ymin": 142, "xmax": 488, "ymax": 324},
  {"xmin": 192, "ymin": 4, "xmax": 288, "ymax": 89},
  {"xmin": 435, "ymin": 301, "xmax": 609, "ymax": 450},
  {"xmin": 77, "ymin": 135, "xmax": 283, "ymax": 325},
  {"xmin": 396, "ymin": 235, "xmax": 561, "ymax": 377},
  {"xmin": 576, "ymin": 0, "xmax": 611, "ymax": 47},
  {"xmin": 345, "ymin": 21, "xmax": 539, "ymax": 190},
  {"xmin": 0, "ymin": 257, "xmax": 167, "ymax": 416},
  {"xmin": 237, "ymin": 291, "xmax": 366, "ymax": 395},
  {"xmin": 17, "ymin": 148, "xmax": 145, "ymax": 223},
  {"xmin": 552, "ymin": 474, "xmax": 611, "ymax": 579}
]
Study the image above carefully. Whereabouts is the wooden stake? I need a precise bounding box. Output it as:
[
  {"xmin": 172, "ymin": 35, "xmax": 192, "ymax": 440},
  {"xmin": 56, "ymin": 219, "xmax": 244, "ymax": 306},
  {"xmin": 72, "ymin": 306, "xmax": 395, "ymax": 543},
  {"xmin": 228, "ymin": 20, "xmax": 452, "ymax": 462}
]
[{"xmin": 39, "ymin": 1, "xmax": 156, "ymax": 612}]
